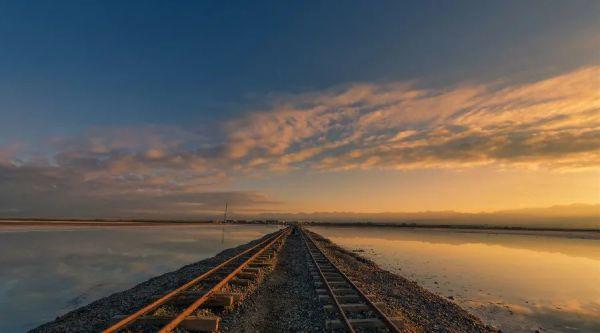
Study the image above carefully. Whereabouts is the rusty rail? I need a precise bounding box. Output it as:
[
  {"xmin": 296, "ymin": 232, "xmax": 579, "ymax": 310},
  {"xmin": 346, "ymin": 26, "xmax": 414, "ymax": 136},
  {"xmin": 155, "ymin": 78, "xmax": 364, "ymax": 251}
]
[
  {"xmin": 103, "ymin": 227, "xmax": 290, "ymax": 333},
  {"xmin": 300, "ymin": 227, "xmax": 401, "ymax": 333}
]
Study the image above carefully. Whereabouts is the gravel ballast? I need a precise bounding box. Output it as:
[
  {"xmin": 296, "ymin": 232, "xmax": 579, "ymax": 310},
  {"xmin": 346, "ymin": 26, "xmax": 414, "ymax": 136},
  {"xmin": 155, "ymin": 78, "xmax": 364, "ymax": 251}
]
[
  {"xmin": 31, "ymin": 227, "xmax": 496, "ymax": 332},
  {"xmin": 219, "ymin": 229, "xmax": 326, "ymax": 332}
]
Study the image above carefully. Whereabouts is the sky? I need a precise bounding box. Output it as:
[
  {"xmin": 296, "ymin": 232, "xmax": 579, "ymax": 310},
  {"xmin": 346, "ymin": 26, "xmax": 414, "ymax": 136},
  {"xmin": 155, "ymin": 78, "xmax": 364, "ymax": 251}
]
[{"xmin": 0, "ymin": 1, "xmax": 599, "ymax": 219}]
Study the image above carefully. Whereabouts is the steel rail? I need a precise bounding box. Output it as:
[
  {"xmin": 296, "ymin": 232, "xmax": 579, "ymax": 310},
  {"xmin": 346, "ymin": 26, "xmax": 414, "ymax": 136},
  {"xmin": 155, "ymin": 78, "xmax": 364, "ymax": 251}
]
[
  {"xmin": 301, "ymin": 228, "xmax": 401, "ymax": 333},
  {"xmin": 301, "ymin": 228, "xmax": 355, "ymax": 332},
  {"xmin": 158, "ymin": 226, "xmax": 290, "ymax": 333},
  {"xmin": 103, "ymin": 227, "xmax": 288, "ymax": 333}
]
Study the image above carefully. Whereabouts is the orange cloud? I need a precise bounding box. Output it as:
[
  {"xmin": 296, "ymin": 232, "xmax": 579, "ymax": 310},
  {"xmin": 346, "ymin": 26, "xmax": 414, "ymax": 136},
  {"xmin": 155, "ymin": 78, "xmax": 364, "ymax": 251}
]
[{"xmin": 224, "ymin": 66, "xmax": 600, "ymax": 172}]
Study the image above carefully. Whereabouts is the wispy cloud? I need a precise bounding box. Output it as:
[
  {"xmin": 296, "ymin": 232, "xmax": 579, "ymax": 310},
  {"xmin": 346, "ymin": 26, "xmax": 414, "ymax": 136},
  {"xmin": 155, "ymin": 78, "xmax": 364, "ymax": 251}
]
[
  {"xmin": 0, "ymin": 126, "xmax": 264, "ymax": 218},
  {"xmin": 224, "ymin": 66, "xmax": 599, "ymax": 172},
  {"xmin": 1, "ymin": 67, "xmax": 598, "ymax": 217}
]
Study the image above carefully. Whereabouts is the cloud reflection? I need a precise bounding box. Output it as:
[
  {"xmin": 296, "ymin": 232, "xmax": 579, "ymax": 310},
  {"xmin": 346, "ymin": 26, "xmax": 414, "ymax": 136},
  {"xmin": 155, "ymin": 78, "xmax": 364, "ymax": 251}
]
[{"xmin": 0, "ymin": 225, "xmax": 278, "ymax": 332}]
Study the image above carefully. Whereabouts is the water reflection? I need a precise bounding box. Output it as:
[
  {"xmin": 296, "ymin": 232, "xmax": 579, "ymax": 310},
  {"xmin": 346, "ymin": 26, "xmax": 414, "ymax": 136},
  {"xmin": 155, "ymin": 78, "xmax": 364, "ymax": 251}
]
[
  {"xmin": 0, "ymin": 224, "xmax": 279, "ymax": 332},
  {"xmin": 310, "ymin": 226, "xmax": 600, "ymax": 333}
]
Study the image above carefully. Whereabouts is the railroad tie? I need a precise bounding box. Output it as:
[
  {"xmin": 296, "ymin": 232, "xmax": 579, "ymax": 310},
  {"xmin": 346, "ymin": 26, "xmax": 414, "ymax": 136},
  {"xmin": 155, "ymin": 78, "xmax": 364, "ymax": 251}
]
[
  {"xmin": 243, "ymin": 267, "xmax": 260, "ymax": 273},
  {"xmin": 323, "ymin": 302, "xmax": 386, "ymax": 312},
  {"xmin": 231, "ymin": 277, "xmax": 253, "ymax": 286},
  {"xmin": 318, "ymin": 294, "xmax": 362, "ymax": 304},
  {"xmin": 237, "ymin": 271, "xmax": 258, "ymax": 280},
  {"xmin": 313, "ymin": 281, "xmax": 349, "ymax": 288},
  {"xmin": 249, "ymin": 262, "xmax": 271, "ymax": 268},
  {"xmin": 316, "ymin": 288, "xmax": 356, "ymax": 295},
  {"xmin": 326, "ymin": 318, "xmax": 384, "ymax": 330}
]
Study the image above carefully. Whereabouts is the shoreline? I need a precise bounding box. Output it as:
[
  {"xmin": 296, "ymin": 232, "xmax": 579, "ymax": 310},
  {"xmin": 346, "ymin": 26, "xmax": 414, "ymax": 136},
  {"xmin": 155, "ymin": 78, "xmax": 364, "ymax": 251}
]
[
  {"xmin": 0, "ymin": 220, "xmax": 214, "ymax": 227},
  {"xmin": 1, "ymin": 219, "xmax": 597, "ymax": 234}
]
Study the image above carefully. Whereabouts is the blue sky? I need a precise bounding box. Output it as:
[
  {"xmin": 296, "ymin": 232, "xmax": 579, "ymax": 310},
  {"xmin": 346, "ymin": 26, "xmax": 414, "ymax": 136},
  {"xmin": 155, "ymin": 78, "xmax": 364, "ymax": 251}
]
[
  {"xmin": 2, "ymin": 1, "xmax": 597, "ymax": 139},
  {"xmin": 0, "ymin": 1, "xmax": 598, "ymax": 218}
]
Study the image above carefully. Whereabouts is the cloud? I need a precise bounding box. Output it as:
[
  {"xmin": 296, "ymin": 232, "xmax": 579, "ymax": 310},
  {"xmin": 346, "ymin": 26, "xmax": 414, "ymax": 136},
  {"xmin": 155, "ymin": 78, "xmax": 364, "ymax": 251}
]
[
  {"xmin": 0, "ymin": 126, "xmax": 276, "ymax": 218},
  {"xmin": 0, "ymin": 67, "xmax": 598, "ymax": 218},
  {"xmin": 0, "ymin": 162, "xmax": 280, "ymax": 218},
  {"xmin": 224, "ymin": 66, "xmax": 600, "ymax": 172}
]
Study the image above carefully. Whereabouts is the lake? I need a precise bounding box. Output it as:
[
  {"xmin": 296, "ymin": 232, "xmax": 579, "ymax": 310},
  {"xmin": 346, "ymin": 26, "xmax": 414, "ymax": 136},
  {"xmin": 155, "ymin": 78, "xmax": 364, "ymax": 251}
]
[
  {"xmin": 0, "ymin": 223, "xmax": 280, "ymax": 332},
  {"xmin": 309, "ymin": 226, "xmax": 600, "ymax": 333}
]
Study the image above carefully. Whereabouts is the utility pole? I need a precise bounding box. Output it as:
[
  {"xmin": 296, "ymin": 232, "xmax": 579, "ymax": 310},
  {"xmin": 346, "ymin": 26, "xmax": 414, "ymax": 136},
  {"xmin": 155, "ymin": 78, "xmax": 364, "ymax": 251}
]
[{"xmin": 221, "ymin": 202, "xmax": 228, "ymax": 246}]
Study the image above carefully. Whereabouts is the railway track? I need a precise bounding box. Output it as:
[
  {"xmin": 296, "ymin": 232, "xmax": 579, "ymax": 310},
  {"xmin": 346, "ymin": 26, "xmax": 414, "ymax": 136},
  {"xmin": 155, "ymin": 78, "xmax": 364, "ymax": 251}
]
[
  {"xmin": 103, "ymin": 227, "xmax": 290, "ymax": 333},
  {"xmin": 300, "ymin": 228, "xmax": 401, "ymax": 333}
]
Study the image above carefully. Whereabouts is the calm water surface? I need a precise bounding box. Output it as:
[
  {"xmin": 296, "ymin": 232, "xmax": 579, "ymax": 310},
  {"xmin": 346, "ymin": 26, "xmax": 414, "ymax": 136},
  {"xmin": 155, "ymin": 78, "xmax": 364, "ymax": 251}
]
[
  {"xmin": 310, "ymin": 226, "xmax": 600, "ymax": 333},
  {"xmin": 0, "ymin": 224, "xmax": 279, "ymax": 332}
]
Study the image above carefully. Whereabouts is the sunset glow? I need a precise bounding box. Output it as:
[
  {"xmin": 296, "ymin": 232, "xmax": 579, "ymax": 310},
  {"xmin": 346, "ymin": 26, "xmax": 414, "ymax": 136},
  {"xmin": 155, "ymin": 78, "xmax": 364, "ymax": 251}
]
[
  {"xmin": 2, "ymin": 3, "xmax": 600, "ymax": 333},
  {"xmin": 0, "ymin": 2, "xmax": 598, "ymax": 221}
]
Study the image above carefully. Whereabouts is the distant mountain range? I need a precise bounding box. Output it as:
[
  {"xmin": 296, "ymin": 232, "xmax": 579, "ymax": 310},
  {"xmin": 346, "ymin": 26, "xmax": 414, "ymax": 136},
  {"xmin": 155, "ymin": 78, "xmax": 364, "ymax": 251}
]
[{"xmin": 251, "ymin": 204, "xmax": 600, "ymax": 229}]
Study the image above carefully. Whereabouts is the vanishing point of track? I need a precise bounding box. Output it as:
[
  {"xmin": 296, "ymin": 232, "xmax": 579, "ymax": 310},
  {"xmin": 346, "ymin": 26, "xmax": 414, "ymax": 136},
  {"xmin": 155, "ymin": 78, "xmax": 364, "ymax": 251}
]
[
  {"xmin": 301, "ymin": 228, "xmax": 401, "ymax": 333},
  {"xmin": 103, "ymin": 227, "xmax": 290, "ymax": 333}
]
